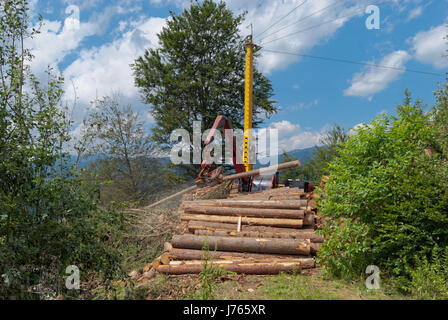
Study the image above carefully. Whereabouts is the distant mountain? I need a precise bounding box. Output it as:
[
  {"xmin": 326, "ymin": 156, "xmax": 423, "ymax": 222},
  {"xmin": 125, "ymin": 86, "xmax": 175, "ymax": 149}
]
[
  {"xmin": 284, "ymin": 146, "xmax": 317, "ymax": 163},
  {"xmin": 66, "ymin": 146, "xmax": 318, "ymax": 171}
]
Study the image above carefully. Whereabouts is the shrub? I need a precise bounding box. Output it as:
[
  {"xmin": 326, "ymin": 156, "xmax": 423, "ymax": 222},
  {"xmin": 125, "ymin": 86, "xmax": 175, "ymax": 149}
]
[
  {"xmin": 405, "ymin": 246, "xmax": 448, "ymax": 299},
  {"xmin": 318, "ymin": 104, "xmax": 448, "ymax": 279}
]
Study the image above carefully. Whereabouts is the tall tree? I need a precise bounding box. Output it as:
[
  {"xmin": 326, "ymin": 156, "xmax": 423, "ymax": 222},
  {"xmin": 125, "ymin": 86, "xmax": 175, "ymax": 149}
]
[
  {"xmin": 132, "ymin": 0, "xmax": 277, "ymax": 148},
  {"xmin": 301, "ymin": 125, "xmax": 350, "ymax": 181},
  {"xmin": 80, "ymin": 95, "xmax": 183, "ymax": 204}
]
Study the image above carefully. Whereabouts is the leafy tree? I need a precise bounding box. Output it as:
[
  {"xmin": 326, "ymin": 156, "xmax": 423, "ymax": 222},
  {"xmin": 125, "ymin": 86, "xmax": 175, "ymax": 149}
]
[
  {"xmin": 0, "ymin": 0, "xmax": 123, "ymax": 299},
  {"xmin": 293, "ymin": 125, "xmax": 349, "ymax": 181},
  {"xmin": 80, "ymin": 95, "xmax": 183, "ymax": 205},
  {"xmin": 431, "ymin": 80, "xmax": 448, "ymax": 159},
  {"xmin": 132, "ymin": 0, "xmax": 277, "ymax": 148},
  {"xmin": 279, "ymin": 151, "xmax": 301, "ymax": 182},
  {"xmin": 318, "ymin": 104, "xmax": 448, "ymax": 280}
]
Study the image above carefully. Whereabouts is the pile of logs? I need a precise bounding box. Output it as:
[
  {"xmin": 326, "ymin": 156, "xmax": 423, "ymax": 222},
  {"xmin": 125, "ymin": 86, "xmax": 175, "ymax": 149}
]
[{"xmin": 145, "ymin": 187, "xmax": 324, "ymax": 276}]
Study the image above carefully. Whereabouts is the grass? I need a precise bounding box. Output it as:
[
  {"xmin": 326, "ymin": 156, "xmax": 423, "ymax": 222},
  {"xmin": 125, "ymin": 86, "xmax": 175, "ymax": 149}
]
[
  {"xmin": 209, "ymin": 269, "xmax": 409, "ymax": 300},
  {"xmin": 261, "ymin": 273, "xmax": 336, "ymax": 300}
]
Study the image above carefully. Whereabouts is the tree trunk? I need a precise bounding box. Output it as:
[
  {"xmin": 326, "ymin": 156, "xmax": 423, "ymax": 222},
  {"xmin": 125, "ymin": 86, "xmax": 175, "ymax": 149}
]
[
  {"xmin": 171, "ymin": 235, "xmax": 311, "ymax": 255},
  {"xmin": 165, "ymin": 248, "xmax": 312, "ymax": 261},
  {"xmin": 187, "ymin": 220, "xmax": 312, "ymax": 234},
  {"xmin": 184, "ymin": 205, "xmax": 305, "ymax": 219},
  {"xmin": 183, "ymin": 199, "xmax": 308, "ymax": 209},
  {"xmin": 157, "ymin": 260, "xmax": 303, "ymax": 275},
  {"xmin": 193, "ymin": 229, "xmax": 324, "ymax": 242},
  {"xmin": 181, "ymin": 214, "xmax": 303, "ymax": 228}
]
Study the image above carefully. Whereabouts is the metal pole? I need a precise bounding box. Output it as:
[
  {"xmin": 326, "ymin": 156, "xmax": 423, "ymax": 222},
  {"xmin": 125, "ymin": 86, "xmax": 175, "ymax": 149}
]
[{"xmin": 243, "ymin": 37, "xmax": 254, "ymax": 172}]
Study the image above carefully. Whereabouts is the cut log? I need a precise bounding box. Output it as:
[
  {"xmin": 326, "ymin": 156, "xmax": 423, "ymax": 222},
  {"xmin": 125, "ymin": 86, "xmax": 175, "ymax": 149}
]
[
  {"xmin": 269, "ymin": 196, "xmax": 304, "ymax": 201},
  {"xmin": 193, "ymin": 229, "xmax": 324, "ymax": 242},
  {"xmin": 308, "ymin": 200, "xmax": 318, "ymax": 209},
  {"xmin": 184, "ymin": 205, "xmax": 305, "ymax": 219},
  {"xmin": 160, "ymin": 253, "xmax": 171, "ymax": 265},
  {"xmin": 171, "ymin": 235, "xmax": 311, "ymax": 255},
  {"xmin": 167, "ymin": 258, "xmax": 314, "ymax": 269},
  {"xmin": 181, "ymin": 214, "xmax": 303, "ymax": 228},
  {"xmin": 166, "ymin": 248, "xmax": 310, "ymax": 261},
  {"xmin": 183, "ymin": 199, "xmax": 308, "ymax": 209},
  {"xmin": 310, "ymin": 243, "xmax": 321, "ymax": 255},
  {"xmin": 163, "ymin": 242, "xmax": 173, "ymax": 252},
  {"xmin": 157, "ymin": 260, "xmax": 303, "ymax": 275},
  {"xmin": 188, "ymin": 220, "xmax": 313, "ymax": 234},
  {"xmin": 303, "ymin": 214, "xmax": 315, "ymax": 226}
]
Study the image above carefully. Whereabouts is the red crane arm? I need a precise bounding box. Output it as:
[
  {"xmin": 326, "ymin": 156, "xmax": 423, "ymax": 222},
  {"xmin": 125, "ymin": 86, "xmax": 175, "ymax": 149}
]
[{"xmin": 196, "ymin": 116, "xmax": 247, "ymax": 184}]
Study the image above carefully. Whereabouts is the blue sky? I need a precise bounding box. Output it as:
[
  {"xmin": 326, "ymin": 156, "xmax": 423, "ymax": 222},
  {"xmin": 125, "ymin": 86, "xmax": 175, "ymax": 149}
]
[{"xmin": 27, "ymin": 0, "xmax": 448, "ymax": 151}]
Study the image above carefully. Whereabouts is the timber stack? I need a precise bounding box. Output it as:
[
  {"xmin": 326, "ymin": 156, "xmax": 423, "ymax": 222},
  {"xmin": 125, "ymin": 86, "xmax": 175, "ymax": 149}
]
[{"xmin": 146, "ymin": 186, "xmax": 324, "ymax": 277}]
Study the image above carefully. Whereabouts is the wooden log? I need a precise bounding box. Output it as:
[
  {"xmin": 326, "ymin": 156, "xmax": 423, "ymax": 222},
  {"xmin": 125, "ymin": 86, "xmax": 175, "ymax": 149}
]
[
  {"xmin": 167, "ymin": 257, "xmax": 314, "ymax": 269},
  {"xmin": 171, "ymin": 235, "xmax": 311, "ymax": 255},
  {"xmin": 269, "ymin": 196, "xmax": 304, "ymax": 201},
  {"xmin": 145, "ymin": 185, "xmax": 197, "ymax": 209},
  {"xmin": 181, "ymin": 214, "xmax": 303, "ymax": 228},
  {"xmin": 308, "ymin": 200, "xmax": 318, "ymax": 209},
  {"xmin": 183, "ymin": 199, "xmax": 308, "ymax": 209},
  {"xmin": 193, "ymin": 229, "xmax": 324, "ymax": 242},
  {"xmin": 157, "ymin": 260, "xmax": 303, "ymax": 275},
  {"xmin": 160, "ymin": 253, "xmax": 171, "ymax": 265},
  {"xmin": 188, "ymin": 220, "xmax": 311, "ymax": 234},
  {"xmin": 163, "ymin": 242, "xmax": 173, "ymax": 252},
  {"xmin": 184, "ymin": 205, "xmax": 305, "ymax": 219},
  {"xmin": 222, "ymin": 160, "xmax": 301, "ymax": 181},
  {"xmin": 310, "ymin": 243, "xmax": 321, "ymax": 255},
  {"xmin": 166, "ymin": 248, "xmax": 310, "ymax": 261},
  {"xmin": 303, "ymin": 214, "xmax": 315, "ymax": 226},
  {"xmin": 269, "ymin": 192, "xmax": 306, "ymax": 198}
]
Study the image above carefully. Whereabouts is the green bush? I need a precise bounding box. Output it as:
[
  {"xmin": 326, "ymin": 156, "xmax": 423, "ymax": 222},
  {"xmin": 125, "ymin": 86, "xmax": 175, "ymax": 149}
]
[
  {"xmin": 405, "ymin": 246, "xmax": 448, "ymax": 299},
  {"xmin": 317, "ymin": 219, "xmax": 371, "ymax": 280},
  {"xmin": 318, "ymin": 104, "xmax": 448, "ymax": 279}
]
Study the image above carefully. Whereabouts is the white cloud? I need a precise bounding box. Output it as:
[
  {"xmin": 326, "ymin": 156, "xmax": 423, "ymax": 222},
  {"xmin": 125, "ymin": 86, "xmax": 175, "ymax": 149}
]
[
  {"xmin": 288, "ymin": 99, "xmax": 319, "ymax": 111},
  {"xmin": 63, "ymin": 17, "xmax": 166, "ymax": 122},
  {"xmin": 258, "ymin": 120, "xmax": 327, "ymax": 156},
  {"xmin": 244, "ymin": 0, "xmax": 373, "ymax": 74},
  {"xmin": 26, "ymin": 18, "xmax": 98, "ymax": 76},
  {"xmin": 410, "ymin": 23, "xmax": 448, "ymax": 69},
  {"xmin": 344, "ymin": 50, "xmax": 411, "ymax": 98},
  {"xmin": 406, "ymin": 6, "xmax": 423, "ymax": 21},
  {"xmin": 148, "ymin": 0, "xmax": 386, "ymax": 74}
]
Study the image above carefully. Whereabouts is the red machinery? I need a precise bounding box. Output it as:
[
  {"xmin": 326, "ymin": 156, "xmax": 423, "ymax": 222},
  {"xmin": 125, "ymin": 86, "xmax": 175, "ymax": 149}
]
[{"xmin": 195, "ymin": 115, "xmax": 279, "ymax": 192}]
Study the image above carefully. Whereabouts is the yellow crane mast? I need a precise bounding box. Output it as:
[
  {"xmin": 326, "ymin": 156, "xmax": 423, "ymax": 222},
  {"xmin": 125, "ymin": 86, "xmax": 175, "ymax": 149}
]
[{"xmin": 243, "ymin": 36, "xmax": 254, "ymax": 172}]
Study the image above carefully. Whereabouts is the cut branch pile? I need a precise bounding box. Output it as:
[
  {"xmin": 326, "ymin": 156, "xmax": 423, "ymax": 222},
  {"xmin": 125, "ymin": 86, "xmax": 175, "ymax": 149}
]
[{"xmin": 138, "ymin": 186, "xmax": 324, "ymax": 279}]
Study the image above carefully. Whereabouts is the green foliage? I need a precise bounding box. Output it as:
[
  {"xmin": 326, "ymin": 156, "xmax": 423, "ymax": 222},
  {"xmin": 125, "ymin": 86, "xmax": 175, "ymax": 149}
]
[
  {"xmin": 317, "ymin": 220, "xmax": 371, "ymax": 280},
  {"xmin": 79, "ymin": 95, "xmax": 184, "ymax": 205},
  {"xmin": 0, "ymin": 0, "xmax": 126, "ymax": 299},
  {"xmin": 132, "ymin": 0, "xmax": 277, "ymax": 147},
  {"xmin": 431, "ymin": 80, "xmax": 448, "ymax": 159},
  {"xmin": 280, "ymin": 125, "xmax": 349, "ymax": 182},
  {"xmin": 300, "ymin": 125, "xmax": 349, "ymax": 181},
  {"xmin": 318, "ymin": 103, "xmax": 448, "ymax": 280},
  {"xmin": 405, "ymin": 246, "xmax": 448, "ymax": 299},
  {"xmin": 279, "ymin": 151, "xmax": 300, "ymax": 181},
  {"xmin": 197, "ymin": 238, "xmax": 234, "ymax": 300},
  {"xmin": 261, "ymin": 273, "xmax": 335, "ymax": 300}
]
